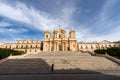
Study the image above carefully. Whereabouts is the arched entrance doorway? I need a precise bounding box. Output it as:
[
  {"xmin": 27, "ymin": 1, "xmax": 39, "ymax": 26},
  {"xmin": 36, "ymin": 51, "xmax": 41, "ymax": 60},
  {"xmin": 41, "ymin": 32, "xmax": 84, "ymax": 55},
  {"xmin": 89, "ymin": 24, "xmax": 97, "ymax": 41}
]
[{"xmin": 59, "ymin": 45, "xmax": 62, "ymax": 51}]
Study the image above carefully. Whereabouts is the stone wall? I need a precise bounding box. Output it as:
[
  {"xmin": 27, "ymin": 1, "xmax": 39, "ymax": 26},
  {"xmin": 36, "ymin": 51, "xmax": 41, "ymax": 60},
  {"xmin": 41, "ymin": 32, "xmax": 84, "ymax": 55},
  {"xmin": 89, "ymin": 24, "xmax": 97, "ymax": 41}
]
[{"xmin": 78, "ymin": 40, "xmax": 120, "ymax": 51}]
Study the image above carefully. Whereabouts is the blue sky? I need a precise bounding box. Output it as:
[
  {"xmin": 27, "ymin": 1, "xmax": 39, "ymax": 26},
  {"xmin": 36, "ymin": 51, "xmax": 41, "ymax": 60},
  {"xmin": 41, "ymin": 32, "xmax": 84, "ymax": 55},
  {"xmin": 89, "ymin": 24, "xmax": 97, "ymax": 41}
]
[{"xmin": 0, "ymin": 0, "xmax": 120, "ymax": 42}]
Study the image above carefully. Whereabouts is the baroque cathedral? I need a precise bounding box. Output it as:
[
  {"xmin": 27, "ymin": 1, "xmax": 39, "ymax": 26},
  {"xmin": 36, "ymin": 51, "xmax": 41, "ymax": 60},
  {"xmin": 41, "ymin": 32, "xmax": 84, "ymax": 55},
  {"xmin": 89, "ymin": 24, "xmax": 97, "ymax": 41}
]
[
  {"xmin": 43, "ymin": 28, "xmax": 77, "ymax": 51},
  {"xmin": 0, "ymin": 27, "xmax": 120, "ymax": 53}
]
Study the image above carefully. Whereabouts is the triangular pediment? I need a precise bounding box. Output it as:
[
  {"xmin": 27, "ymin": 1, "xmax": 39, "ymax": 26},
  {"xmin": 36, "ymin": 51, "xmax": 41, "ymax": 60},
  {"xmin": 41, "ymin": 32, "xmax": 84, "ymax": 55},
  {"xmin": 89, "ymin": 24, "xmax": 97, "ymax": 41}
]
[{"xmin": 100, "ymin": 40, "xmax": 111, "ymax": 43}]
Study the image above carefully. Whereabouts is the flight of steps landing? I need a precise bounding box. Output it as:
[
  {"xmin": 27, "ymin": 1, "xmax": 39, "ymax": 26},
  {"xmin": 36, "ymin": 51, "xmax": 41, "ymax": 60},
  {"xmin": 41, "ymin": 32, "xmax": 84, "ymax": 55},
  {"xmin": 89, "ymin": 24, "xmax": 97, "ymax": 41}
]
[{"xmin": 25, "ymin": 51, "xmax": 91, "ymax": 57}]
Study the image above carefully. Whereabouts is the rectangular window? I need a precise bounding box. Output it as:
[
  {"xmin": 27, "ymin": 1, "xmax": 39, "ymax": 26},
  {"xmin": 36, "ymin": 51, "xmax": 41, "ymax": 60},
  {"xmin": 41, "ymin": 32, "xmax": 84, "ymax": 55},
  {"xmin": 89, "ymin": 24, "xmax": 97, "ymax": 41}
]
[
  {"xmin": 91, "ymin": 45, "xmax": 93, "ymax": 49},
  {"xmin": 81, "ymin": 46, "xmax": 83, "ymax": 49},
  {"xmin": 86, "ymin": 46, "xmax": 88, "ymax": 49},
  {"xmin": 59, "ymin": 35, "xmax": 61, "ymax": 38},
  {"xmin": 16, "ymin": 45, "xmax": 18, "ymax": 48},
  {"xmin": 109, "ymin": 45, "xmax": 111, "ymax": 47}
]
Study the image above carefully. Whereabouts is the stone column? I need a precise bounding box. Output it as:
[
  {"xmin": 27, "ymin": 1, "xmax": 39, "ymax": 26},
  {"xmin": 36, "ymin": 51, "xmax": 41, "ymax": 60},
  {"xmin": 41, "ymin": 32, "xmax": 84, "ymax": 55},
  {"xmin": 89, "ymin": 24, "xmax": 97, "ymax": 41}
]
[
  {"xmin": 63, "ymin": 43, "xmax": 64, "ymax": 51},
  {"xmin": 54, "ymin": 42, "xmax": 56, "ymax": 51},
  {"xmin": 56, "ymin": 42, "xmax": 57, "ymax": 51},
  {"xmin": 57, "ymin": 43, "xmax": 59, "ymax": 51},
  {"xmin": 64, "ymin": 43, "xmax": 66, "ymax": 51},
  {"xmin": 49, "ymin": 42, "xmax": 51, "ymax": 51}
]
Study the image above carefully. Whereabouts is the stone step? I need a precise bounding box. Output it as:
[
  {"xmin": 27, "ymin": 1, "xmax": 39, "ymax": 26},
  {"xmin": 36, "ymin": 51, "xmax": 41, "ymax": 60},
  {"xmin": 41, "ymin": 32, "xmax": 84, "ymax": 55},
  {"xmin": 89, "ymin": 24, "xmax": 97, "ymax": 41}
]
[{"xmin": 25, "ymin": 52, "xmax": 91, "ymax": 57}]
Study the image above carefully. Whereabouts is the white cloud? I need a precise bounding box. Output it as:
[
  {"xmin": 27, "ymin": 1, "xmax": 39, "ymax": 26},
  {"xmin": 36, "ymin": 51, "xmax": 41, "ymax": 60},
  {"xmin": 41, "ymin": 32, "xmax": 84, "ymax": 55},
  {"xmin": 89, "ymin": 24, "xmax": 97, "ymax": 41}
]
[
  {"xmin": 0, "ymin": 2, "xmax": 65, "ymax": 31},
  {"xmin": 87, "ymin": 29, "xmax": 120, "ymax": 42},
  {"xmin": 8, "ymin": 28, "xmax": 28, "ymax": 33},
  {"xmin": 0, "ymin": 28, "xmax": 28, "ymax": 33},
  {"xmin": 80, "ymin": 0, "xmax": 120, "ymax": 42},
  {"xmin": 0, "ymin": 0, "xmax": 80, "ymax": 39},
  {"xmin": 0, "ymin": 21, "xmax": 12, "ymax": 27},
  {"xmin": 0, "ymin": 0, "xmax": 120, "ymax": 42}
]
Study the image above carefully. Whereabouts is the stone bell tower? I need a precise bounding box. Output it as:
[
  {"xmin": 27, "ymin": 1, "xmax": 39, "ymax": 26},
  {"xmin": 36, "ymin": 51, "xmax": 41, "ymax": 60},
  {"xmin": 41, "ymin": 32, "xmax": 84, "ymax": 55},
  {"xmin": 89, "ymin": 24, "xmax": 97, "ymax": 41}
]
[
  {"xmin": 43, "ymin": 30, "xmax": 51, "ymax": 51},
  {"xmin": 69, "ymin": 29, "xmax": 77, "ymax": 51}
]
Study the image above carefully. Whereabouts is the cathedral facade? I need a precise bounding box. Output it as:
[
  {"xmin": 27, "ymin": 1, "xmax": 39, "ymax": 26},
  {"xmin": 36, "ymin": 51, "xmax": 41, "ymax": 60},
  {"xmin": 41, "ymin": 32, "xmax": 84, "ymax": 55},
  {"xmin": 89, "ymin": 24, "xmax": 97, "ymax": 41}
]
[
  {"xmin": 43, "ymin": 28, "xmax": 77, "ymax": 51},
  {"xmin": 0, "ymin": 28, "xmax": 120, "ymax": 53}
]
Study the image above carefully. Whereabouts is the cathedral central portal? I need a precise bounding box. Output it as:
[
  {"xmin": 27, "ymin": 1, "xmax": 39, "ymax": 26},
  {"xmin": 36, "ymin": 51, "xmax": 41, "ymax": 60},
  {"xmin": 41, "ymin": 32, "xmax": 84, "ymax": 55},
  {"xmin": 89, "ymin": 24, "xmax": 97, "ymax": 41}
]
[{"xmin": 59, "ymin": 44, "xmax": 62, "ymax": 51}]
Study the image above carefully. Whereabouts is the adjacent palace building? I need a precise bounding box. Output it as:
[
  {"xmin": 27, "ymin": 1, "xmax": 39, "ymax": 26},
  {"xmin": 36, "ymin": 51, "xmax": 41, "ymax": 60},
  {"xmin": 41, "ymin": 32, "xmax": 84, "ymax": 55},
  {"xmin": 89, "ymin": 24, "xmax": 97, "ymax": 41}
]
[{"xmin": 0, "ymin": 28, "xmax": 120, "ymax": 53}]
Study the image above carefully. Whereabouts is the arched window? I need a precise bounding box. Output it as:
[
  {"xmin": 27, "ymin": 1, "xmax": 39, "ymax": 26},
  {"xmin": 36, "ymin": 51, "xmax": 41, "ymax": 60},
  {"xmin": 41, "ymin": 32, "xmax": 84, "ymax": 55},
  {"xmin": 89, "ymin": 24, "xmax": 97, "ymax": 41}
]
[
  {"xmin": 26, "ymin": 45, "xmax": 28, "ymax": 48},
  {"xmin": 91, "ymin": 45, "xmax": 93, "ymax": 49},
  {"xmin": 30, "ymin": 45, "xmax": 32, "ymax": 48},
  {"xmin": 21, "ymin": 45, "xmax": 23, "ymax": 48},
  {"xmin": 81, "ymin": 46, "xmax": 83, "ymax": 49},
  {"xmin": 9, "ymin": 46, "xmax": 11, "ymax": 49},
  {"xmin": 46, "ymin": 35, "xmax": 48, "ymax": 38},
  {"xmin": 86, "ymin": 45, "xmax": 88, "ymax": 49},
  {"xmin": 109, "ymin": 45, "xmax": 111, "ymax": 47},
  {"xmin": 16, "ymin": 45, "xmax": 18, "ymax": 48},
  {"xmin": 59, "ymin": 35, "xmax": 61, "ymax": 38},
  {"xmin": 36, "ymin": 45, "xmax": 37, "ymax": 48}
]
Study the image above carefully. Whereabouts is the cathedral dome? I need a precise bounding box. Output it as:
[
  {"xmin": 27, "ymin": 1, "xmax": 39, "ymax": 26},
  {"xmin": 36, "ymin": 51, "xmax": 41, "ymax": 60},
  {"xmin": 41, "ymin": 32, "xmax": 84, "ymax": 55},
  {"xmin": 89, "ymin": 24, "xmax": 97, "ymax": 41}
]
[
  {"xmin": 70, "ymin": 28, "xmax": 75, "ymax": 32},
  {"xmin": 54, "ymin": 26, "xmax": 66, "ymax": 33}
]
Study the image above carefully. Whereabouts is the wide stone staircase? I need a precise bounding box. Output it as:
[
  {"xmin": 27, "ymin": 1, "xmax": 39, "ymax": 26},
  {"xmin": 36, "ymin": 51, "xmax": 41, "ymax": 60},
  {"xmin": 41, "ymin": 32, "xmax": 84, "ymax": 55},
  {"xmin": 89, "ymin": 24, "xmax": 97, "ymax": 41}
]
[
  {"xmin": 24, "ymin": 51, "xmax": 120, "ymax": 70},
  {"xmin": 0, "ymin": 51, "xmax": 120, "ymax": 74}
]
